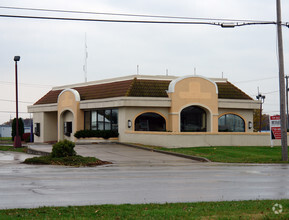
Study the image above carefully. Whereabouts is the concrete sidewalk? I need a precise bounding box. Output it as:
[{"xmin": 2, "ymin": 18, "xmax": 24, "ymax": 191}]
[{"xmin": 27, "ymin": 143, "xmax": 200, "ymax": 166}]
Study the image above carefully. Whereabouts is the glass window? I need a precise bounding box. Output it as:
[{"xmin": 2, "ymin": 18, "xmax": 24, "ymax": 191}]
[
  {"xmin": 111, "ymin": 109, "xmax": 118, "ymax": 131},
  {"xmin": 135, "ymin": 112, "xmax": 166, "ymax": 131},
  {"xmin": 105, "ymin": 110, "xmax": 112, "ymax": 130},
  {"xmin": 64, "ymin": 121, "xmax": 72, "ymax": 136},
  {"xmin": 97, "ymin": 110, "xmax": 105, "ymax": 131},
  {"xmin": 84, "ymin": 111, "xmax": 91, "ymax": 130},
  {"xmin": 181, "ymin": 106, "xmax": 206, "ymax": 132},
  {"xmin": 91, "ymin": 111, "xmax": 97, "ymax": 130},
  {"xmin": 218, "ymin": 114, "xmax": 245, "ymax": 132},
  {"xmin": 84, "ymin": 109, "xmax": 118, "ymax": 131}
]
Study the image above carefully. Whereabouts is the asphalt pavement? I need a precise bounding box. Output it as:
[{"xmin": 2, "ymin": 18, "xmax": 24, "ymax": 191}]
[{"xmin": 0, "ymin": 144, "xmax": 289, "ymax": 209}]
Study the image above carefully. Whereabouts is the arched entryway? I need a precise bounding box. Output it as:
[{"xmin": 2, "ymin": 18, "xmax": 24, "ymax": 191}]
[
  {"xmin": 180, "ymin": 106, "xmax": 207, "ymax": 132},
  {"xmin": 59, "ymin": 110, "xmax": 74, "ymax": 141}
]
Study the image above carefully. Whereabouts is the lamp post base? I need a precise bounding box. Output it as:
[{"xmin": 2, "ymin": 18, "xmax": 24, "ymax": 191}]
[{"xmin": 13, "ymin": 136, "xmax": 22, "ymax": 148}]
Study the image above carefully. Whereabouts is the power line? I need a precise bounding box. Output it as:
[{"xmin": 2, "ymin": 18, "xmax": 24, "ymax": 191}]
[
  {"xmin": 0, "ymin": 111, "xmax": 30, "ymax": 114},
  {"xmin": 0, "ymin": 80, "xmax": 53, "ymax": 88},
  {"xmin": 0, "ymin": 14, "xmax": 279, "ymax": 27},
  {"xmin": 0, "ymin": 99, "xmax": 33, "ymax": 104},
  {"xmin": 233, "ymin": 76, "xmax": 278, "ymax": 84},
  {"xmin": 0, "ymin": 5, "xmax": 276, "ymax": 23},
  {"xmin": 0, "ymin": 14, "xmax": 224, "ymax": 25}
]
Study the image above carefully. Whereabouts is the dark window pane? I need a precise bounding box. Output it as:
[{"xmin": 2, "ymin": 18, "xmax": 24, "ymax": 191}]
[
  {"xmin": 181, "ymin": 106, "xmax": 206, "ymax": 132},
  {"xmin": 218, "ymin": 114, "xmax": 245, "ymax": 132},
  {"xmin": 84, "ymin": 109, "xmax": 118, "ymax": 132},
  {"xmin": 111, "ymin": 109, "xmax": 118, "ymax": 131},
  {"xmin": 64, "ymin": 121, "xmax": 72, "ymax": 136},
  {"xmin": 135, "ymin": 112, "xmax": 166, "ymax": 131}
]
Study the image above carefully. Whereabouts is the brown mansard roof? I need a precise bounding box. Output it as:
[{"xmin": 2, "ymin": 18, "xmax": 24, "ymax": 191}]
[{"xmin": 34, "ymin": 78, "xmax": 252, "ymax": 105}]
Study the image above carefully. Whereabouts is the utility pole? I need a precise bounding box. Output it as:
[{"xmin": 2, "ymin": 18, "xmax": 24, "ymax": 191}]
[
  {"xmin": 276, "ymin": 0, "xmax": 288, "ymax": 161},
  {"xmin": 285, "ymin": 76, "xmax": 289, "ymax": 128}
]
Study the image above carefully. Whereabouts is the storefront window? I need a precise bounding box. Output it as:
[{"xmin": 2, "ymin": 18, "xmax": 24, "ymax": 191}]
[
  {"xmin": 181, "ymin": 106, "xmax": 207, "ymax": 132},
  {"xmin": 218, "ymin": 114, "xmax": 245, "ymax": 132},
  {"xmin": 86, "ymin": 109, "xmax": 118, "ymax": 131},
  {"xmin": 135, "ymin": 112, "xmax": 166, "ymax": 131}
]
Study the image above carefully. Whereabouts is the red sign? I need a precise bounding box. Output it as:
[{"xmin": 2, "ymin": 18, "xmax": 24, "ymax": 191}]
[{"xmin": 270, "ymin": 115, "xmax": 281, "ymax": 140}]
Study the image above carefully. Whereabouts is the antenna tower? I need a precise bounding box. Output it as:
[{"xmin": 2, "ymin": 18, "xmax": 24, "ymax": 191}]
[{"xmin": 83, "ymin": 33, "xmax": 88, "ymax": 82}]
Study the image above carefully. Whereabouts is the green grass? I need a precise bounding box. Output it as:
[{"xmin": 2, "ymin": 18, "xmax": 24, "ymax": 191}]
[
  {"xmin": 23, "ymin": 155, "xmax": 111, "ymax": 167},
  {"xmin": 0, "ymin": 145, "xmax": 27, "ymax": 153},
  {"xmin": 138, "ymin": 145, "xmax": 289, "ymax": 163},
  {"xmin": 0, "ymin": 137, "xmax": 11, "ymax": 141},
  {"xmin": 0, "ymin": 137, "xmax": 13, "ymax": 144},
  {"xmin": 0, "ymin": 199, "xmax": 288, "ymax": 219}
]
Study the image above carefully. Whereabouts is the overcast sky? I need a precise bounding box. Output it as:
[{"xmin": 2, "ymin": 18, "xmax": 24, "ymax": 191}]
[{"xmin": 1, "ymin": 0, "xmax": 289, "ymax": 124}]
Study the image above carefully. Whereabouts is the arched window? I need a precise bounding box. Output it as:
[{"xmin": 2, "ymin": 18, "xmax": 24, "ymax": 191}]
[
  {"xmin": 181, "ymin": 106, "xmax": 207, "ymax": 132},
  {"xmin": 135, "ymin": 112, "xmax": 166, "ymax": 131},
  {"xmin": 218, "ymin": 114, "xmax": 245, "ymax": 132}
]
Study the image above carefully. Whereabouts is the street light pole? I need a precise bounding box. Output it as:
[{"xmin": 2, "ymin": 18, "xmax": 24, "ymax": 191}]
[
  {"xmin": 276, "ymin": 0, "xmax": 288, "ymax": 161},
  {"xmin": 13, "ymin": 56, "xmax": 22, "ymax": 148},
  {"xmin": 256, "ymin": 91, "xmax": 265, "ymax": 132}
]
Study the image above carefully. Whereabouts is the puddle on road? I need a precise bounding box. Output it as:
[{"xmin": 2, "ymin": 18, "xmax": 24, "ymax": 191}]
[{"xmin": 0, "ymin": 152, "xmax": 33, "ymax": 162}]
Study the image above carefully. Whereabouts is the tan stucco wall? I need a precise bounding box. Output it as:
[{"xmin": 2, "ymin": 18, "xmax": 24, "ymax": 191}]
[
  {"xmin": 33, "ymin": 112, "xmax": 57, "ymax": 143},
  {"xmin": 122, "ymin": 131, "xmax": 287, "ymax": 148},
  {"xmin": 57, "ymin": 90, "xmax": 84, "ymax": 141},
  {"xmin": 168, "ymin": 76, "xmax": 218, "ymax": 132},
  {"xmin": 43, "ymin": 112, "xmax": 58, "ymax": 141}
]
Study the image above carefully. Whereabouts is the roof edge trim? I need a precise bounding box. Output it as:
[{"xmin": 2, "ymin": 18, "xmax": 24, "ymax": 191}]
[{"xmin": 57, "ymin": 89, "xmax": 80, "ymax": 103}]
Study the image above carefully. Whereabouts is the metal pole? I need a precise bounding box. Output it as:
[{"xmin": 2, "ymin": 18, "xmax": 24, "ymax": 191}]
[
  {"xmin": 259, "ymin": 102, "xmax": 262, "ymax": 132},
  {"xmin": 285, "ymin": 76, "xmax": 288, "ymax": 129},
  {"xmin": 13, "ymin": 57, "xmax": 22, "ymax": 148},
  {"xmin": 276, "ymin": 0, "xmax": 288, "ymax": 161}
]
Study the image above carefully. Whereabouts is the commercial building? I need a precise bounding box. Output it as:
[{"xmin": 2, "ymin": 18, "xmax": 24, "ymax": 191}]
[{"xmin": 28, "ymin": 75, "xmax": 262, "ymax": 147}]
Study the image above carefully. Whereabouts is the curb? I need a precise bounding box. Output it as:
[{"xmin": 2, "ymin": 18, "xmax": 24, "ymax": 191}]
[
  {"xmin": 27, "ymin": 147, "xmax": 51, "ymax": 156},
  {"xmin": 118, "ymin": 142, "xmax": 211, "ymax": 163}
]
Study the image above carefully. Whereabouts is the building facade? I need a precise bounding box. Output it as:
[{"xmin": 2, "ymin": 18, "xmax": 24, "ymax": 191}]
[
  {"xmin": 28, "ymin": 75, "xmax": 261, "ymax": 147},
  {"xmin": 0, "ymin": 125, "xmax": 12, "ymax": 138}
]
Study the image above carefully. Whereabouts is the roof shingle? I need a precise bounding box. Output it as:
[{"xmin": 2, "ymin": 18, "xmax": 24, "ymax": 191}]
[{"xmin": 34, "ymin": 78, "xmax": 252, "ymax": 105}]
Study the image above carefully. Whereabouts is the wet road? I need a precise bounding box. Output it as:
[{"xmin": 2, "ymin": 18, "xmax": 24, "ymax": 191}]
[{"xmin": 0, "ymin": 151, "xmax": 289, "ymax": 209}]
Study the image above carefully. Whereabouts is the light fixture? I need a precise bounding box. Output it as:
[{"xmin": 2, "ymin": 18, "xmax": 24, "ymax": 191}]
[
  {"xmin": 128, "ymin": 120, "xmax": 132, "ymax": 128},
  {"xmin": 248, "ymin": 121, "xmax": 253, "ymax": 130}
]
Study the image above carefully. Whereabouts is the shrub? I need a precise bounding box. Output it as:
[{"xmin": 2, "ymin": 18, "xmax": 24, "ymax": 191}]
[
  {"xmin": 74, "ymin": 130, "xmax": 119, "ymax": 139},
  {"xmin": 22, "ymin": 133, "xmax": 30, "ymax": 143},
  {"xmin": 51, "ymin": 140, "xmax": 76, "ymax": 158},
  {"xmin": 11, "ymin": 118, "xmax": 24, "ymax": 141}
]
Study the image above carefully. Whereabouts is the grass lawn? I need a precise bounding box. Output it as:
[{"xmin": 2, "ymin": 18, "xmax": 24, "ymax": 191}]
[
  {"xmin": 0, "ymin": 137, "xmax": 13, "ymax": 144},
  {"xmin": 0, "ymin": 145, "xmax": 27, "ymax": 153},
  {"xmin": 138, "ymin": 145, "xmax": 289, "ymax": 163},
  {"xmin": 0, "ymin": 199, "xmax": 288, "ymax": 219}
]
